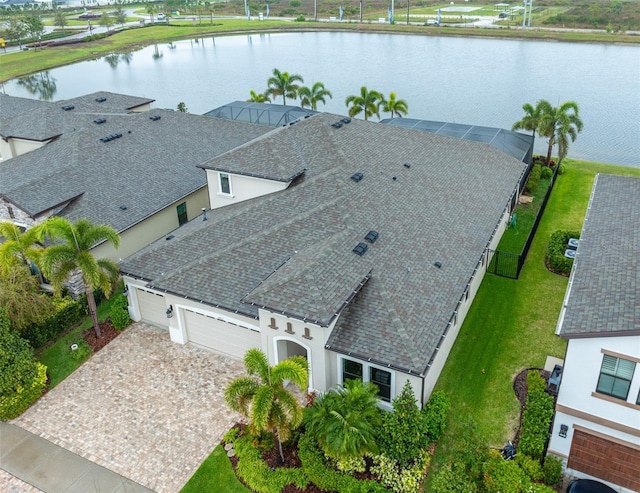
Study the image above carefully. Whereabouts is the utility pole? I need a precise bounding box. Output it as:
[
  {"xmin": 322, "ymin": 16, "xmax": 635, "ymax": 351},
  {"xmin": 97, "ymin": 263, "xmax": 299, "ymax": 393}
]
[
  {"xmin": 360, "ymin": 0, "xmax": 363, "ymax": 22},
  {"xmin": 406, "ymin": 0, "xmax": 409, "ymax": 24}
]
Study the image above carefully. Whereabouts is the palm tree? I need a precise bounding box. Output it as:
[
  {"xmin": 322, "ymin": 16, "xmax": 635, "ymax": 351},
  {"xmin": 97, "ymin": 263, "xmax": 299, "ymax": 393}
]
[
  {"xmin": 538, "ymin": 100, "xmax": 584, "ymax": 166},
  {"xmin": 345, "ymin": 86, "xmax": 384, "ymax": 121},
  {"xmin": 0, "ymin": 222, "xmax": 42, "ymax": 277},
  {"xmin": 247, "ymin": 89, "xmax": 270, "ymax": 103},
  {"xmin": 303, "ymin": 379, "xmax": 381, "ymax": 461},
  {"xmin": 298, "ymin": 82, "xmax": 333, "ymax": 111},
  {"xmin": 224, "ymin": 349, "xmax": 308, "ymax": 463},
  {"xmin": 265, "ymin": 68, "xmax": 304, "ymax": 106},
  {"xmin": 381, "ymin": 91, "xmax": 409, "ymax": 118},
  {"xmin": 38, "ymin": 217, "xmax": 120, "ymax": 338},
  {"xmin": 512, "ymin": 99, "xmax": 551, "ymax": 138}
]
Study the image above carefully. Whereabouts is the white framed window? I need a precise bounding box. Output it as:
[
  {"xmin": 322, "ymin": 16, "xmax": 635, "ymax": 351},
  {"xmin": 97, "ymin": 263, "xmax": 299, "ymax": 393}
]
[
  {"xmin": 219, "ymin": 173, "xmax": 232, "ymax": 195},
  {"xmin": 596, "ymin": 354, "xmax": 635, "ymax": 401},
  {"xmin": 340, "ymin": 357, "xmax": 393, "ymax": 403}
]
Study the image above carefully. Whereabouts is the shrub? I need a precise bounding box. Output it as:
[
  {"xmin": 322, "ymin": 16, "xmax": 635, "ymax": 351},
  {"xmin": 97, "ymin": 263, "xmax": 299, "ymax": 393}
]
[
  {"xmin": 527, "ymin": 370, "xmax": 547, "ymax": 394},
  {"xmin": 295, "ymin": 15, "xmax": 305, "ymax": 21},
  {"xmin": 524, "ymin": 164, "xmax": 542, "ymax": 194},
  {"xmin": 525, "ymin": 483, "xmax": 557, "ymax": 493},
  {"xmin": 371, "ymin": 452, "xmax": 430, "ymax": 493},
  {"xmin": 0, "ymin": 310, "xmax": 48, "ymax": 420},
  {"xmin": 110, "ymin": 292, "xmax": 131, "ymax": 330},
  {"xmin": 334, "ymin": 455, "xmax": 366, "ymax": 473},
  {"xmin": 519, "ymin": 372, "xmax": 555, "ymax": 461},
  {"xmin": 546, "ymin": 230, "xmax": 581, "ymax": 275},
  {"xmin": 483, "ymin": 449, "xmax": 529, "ymax": 493},
  {"xmin": 23, "ymin": 295, "xmax": 88, "ymax": 348},
  {"xmin": 223, "ymin": 427, "xmax": 239, "ymax": 444},
  {"xmin": 422, "ymin": 390, "xmax": 450, "ymax": 443},
  {"xmin": 289, "ymin": 0, "xmax": 301, "ymax": 5},
  {"xmin": 69, "ymin": 339, "xmax": 92, "ymax": 362},
  {"xmin": 431, "ymin": 462, "xmax": 478, "ymax": 493},
  {"xmin": 540, "ymin": 166, "xmax": 553, "ymax": 180},
  {"xmin": 234, "ymin": 435, "xmax": 307, "ymax": 493},
  {"xmin": 515, "ymin": 453, "xmax": 543, "ymax": 482},
  {"xmin": 298, "ymin": 432, "xmax": 390, "ymax": 493},
  {"xmin": 558, "ymin": 164, "xmax": 566, "ymax": 175},
  {"xmin": 542, "ymin": 455, "xmax": 563, "ymax": 486}
]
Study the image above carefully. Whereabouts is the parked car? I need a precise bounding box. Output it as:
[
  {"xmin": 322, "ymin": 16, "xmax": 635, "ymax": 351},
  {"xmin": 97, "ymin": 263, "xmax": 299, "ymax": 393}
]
[
  {"xmin": 566, "ymin": 479, "xmax": 616, "ymax": 493},
  {"xmin": 498, "ymin": 12, "xmax": 508, "ymax": 18},
  {"xmin": 157, "ymin": 13, "xmax": 165, "ymax": 21}
]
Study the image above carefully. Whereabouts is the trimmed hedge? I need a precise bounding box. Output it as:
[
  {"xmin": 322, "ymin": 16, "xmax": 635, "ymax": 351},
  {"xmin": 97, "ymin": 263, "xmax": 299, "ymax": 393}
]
[
  {"xmin": 483, "ymin": 449, "xmax": 529, "ymax": 493},
  {"xmin": 299, "ymin": 432, "xmax": 391, "ymax": 493},
  {"xmin": 524, "ymin": 164, "xmax": 542, "ymax": 194},
  {"xmin": 22, "ymin": 295, "xmax": 88, "ymax": 348},
  {"xmin": 234, "ymin": 436, "xmax": 307, "ymax": 493},
  {"xmin": 422, "ymin": 390, "xmax": 450, "ymax": 444},
  {"xmin": 0, "ymin": 310, "xmax": 47, "ymax": 420},
  {"xmin": 110, "ymin": 293, "xmax": 131, "ymax": 330},
  {"xmin": 542, "ymin": 455, "xmax": 563, "ymax": 486},
  {"xmin": 546, "ymin": 230, "xmax": 580, "ymax": 276},
  {"xmin": 518, "ymin": 372, "xmax": 555, "ymax": 461}
]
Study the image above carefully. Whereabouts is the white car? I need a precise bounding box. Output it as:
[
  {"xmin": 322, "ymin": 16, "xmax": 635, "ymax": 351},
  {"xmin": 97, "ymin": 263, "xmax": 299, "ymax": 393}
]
[{"xmin": 157, "ymin": 13, "xmax": 165, "ymax": 21}]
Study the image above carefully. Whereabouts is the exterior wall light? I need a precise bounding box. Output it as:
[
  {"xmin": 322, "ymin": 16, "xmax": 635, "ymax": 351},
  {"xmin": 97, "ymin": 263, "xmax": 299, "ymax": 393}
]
[
  {"xmin": 559, "ymin": 424, "xmax": 568, "ymax": 438},
  {"xmin": 166, "ymin": 305, "xmax": 174, "ymax": 318},
  {"xmin": 122, "ymin": 285, "xmax": 129, "ymax": 296}
]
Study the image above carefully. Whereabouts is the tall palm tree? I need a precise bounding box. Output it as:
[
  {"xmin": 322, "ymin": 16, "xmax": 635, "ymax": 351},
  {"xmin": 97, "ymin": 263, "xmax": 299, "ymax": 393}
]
[
  {"xmin": 538, "ymin": 100, "xmax": 584, "ymax": 166},
  {"xmin": 304, "ymin": 378, "xmax": 381, "ymax": 461},
  {"xmin": 298, "ymin": 82, "xmax": 333, "ymax": 111},
  {"xmin": 225, "ymin": 349, "xmax": 308, "ymax": 463},
  {"xmin": 0, "ymin": 221, "xmax": 42, "ymax": 277},
  {"xmin": 512, "ymin": 99, "xmax": 551, "ymax": 138},
  {"xmin": 345, "ymin": 86, "xmax": 383, "ymax": 121},
  {"xmin": 382, "ymin": 91, "xmax": 409, "ymax": 118},
  {"xmin": 265, "ymin": 68, "xmax": 304, "ymax": 106},
  {"xmin": 38, "ymin": 217, "xmax": 120, "ymax": 338},
  {"xmin": 247, "ymin": 89, "xmax": 270, "ymax": 103}
]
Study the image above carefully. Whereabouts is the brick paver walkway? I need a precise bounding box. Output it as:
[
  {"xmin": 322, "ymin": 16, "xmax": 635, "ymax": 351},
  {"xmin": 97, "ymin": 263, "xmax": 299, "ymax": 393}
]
[
  {"xmin": 0, "ymin": 469, "xmax": 43, "ymax": 493},
  {"xmin": 11, "ymin": 323, "xmax": 245, "ymax": 493}
]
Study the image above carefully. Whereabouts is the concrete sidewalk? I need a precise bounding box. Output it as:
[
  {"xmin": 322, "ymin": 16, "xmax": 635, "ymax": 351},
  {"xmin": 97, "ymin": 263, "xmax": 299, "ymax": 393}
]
[{"xmin": 0, "ymin": 422, "xmax": 152, "ymax": 493}]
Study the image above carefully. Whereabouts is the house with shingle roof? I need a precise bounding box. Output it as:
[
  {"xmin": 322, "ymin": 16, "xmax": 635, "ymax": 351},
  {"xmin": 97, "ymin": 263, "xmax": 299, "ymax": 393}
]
[
  {"xmin": 120, "ymin": 112, "xmax": 529, "ymax": 405},
  {"xmin": 547, "ymin": 174, "xmax": 640, "ymax": 493},
  {"xmin": 0, "ymin": 92, "xmax": 270, "ymax": 261}
]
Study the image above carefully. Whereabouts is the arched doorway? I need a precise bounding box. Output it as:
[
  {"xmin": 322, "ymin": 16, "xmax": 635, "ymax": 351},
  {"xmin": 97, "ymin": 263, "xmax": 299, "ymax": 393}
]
[{"xmin": 274, "ymin": 338, "xmax": 312, "ymax": 392}]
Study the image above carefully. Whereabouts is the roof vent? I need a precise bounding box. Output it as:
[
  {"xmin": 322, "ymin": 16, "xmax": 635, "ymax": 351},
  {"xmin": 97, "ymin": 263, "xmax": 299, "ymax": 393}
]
[
  {"xmin": 434, "ymin": 261, "xmax": 442, "ymax": 269},
  {"xmin": 166, "ymin": 234, "xmax": 175, "ymax": 240},
  {"xmin": 93, "ymin": 118, "xmax": 106, "ymax": 124},
  {"xmin": 95, "ymin": 97, "xmax": 107, "ymax": 103},
  {"xmin": 61, "ymin": 104, "xmax": 75, "ymax": 111},
  {"xmin": 352, "ymin": 242, "xmax": 368, "ymax": 256},
  {"xmin": 403, "ymin": 162, "xmax": 411, "ymax": 168},
  {"xmin": 341, "ymin": 117, "xmax": 351, "ymax": 124},
  {"xmin": 100, "ymin": 133, "xmax": 123, "ymax": 143},
  {"xmin": 392, "ymin": 176, "xmax": 397, "ymax": 181},
  {"xmin": 149, "ymin": 115, "xmax": 161, "ymax": 121},
  {"xmin": 119, "ymin": 205, "xmax": 128, "ymax": 210},
  {"xmin": 364, "ymin": 230, "xmax": 379, "ymax": 244},
  {"xmin": 331, "ymin": 121, "xmax": 343, "ymax": 129},
  {"xmin": 350, "ymin": 172, "xmax": 364, "ymax": 182}
]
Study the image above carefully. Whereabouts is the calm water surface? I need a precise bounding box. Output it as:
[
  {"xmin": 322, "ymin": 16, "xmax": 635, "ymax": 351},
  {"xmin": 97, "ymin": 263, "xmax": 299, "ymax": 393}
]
[{"xmin": 3, "ymin": 32, "xmax": 639, "ymax": 165}]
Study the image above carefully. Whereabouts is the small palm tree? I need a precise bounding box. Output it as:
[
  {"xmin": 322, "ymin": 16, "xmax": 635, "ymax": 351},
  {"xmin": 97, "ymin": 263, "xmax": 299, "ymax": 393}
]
[
  {"xmin": 512, "ymin": 99, "xmax": 551, "ymax": 138},
  {"xmin": 381, "ymin": 91, "xmax": 409, "ymax": 118},
  {"xmin": 265, "ymin": 68, "xmax": 304, "ymax": 106},
  {"xmin": 345, "ymin": 86, "xmax": 383, "ymax": 121},
  {"xmin": 38, "ymin": 217, "xmax": 120, "ymax": 338},
  {"xmin": 247, "ymin": 89, "xmax": 270, "ymax": 103},
  {"xmin": 225, "ymin": 349, "xmax": 308, "ymax": 463},
  {"xmin": 304, "ymin": 379, "xmax": 381, "ymax": 461},
  {"xmin": 538, "ymin": 100, "xmax": 584, "ymax": 166},
  {"xmin": 298, "ymin": 82, "xmax": 333, "ymax": 111},
  {"xmin": 0, "ymin": 221, "xmax": 42, "ymax": 278}
]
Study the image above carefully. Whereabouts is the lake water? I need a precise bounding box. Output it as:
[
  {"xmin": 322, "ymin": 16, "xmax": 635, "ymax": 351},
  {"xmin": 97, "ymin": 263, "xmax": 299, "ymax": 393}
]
[{"xmin": 2, "ymin": 32, "xmax": 639, "ymax": 166}]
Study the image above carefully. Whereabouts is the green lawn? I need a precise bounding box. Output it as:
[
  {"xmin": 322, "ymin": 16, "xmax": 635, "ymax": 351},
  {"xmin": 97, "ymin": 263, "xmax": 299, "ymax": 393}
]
[
  {"xmin": 427, "ymin": 159, "xmax": 640, "ymax": 482},
  {"xmin": 38, "ymin": 294, "xmax": 122, "ymax": 388},
  {"xmin": 180, "ymin": 445, "xmax": 249, "ymax": 493}
]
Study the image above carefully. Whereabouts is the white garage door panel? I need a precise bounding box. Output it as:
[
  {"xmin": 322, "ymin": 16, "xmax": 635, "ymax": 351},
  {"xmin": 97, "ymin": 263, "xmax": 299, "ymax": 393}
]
[
  {"xmin": 136, "ymin": 289, "xmax": 168, "ymax": 328},
  {"xmin": 184, "ymin": 309, "xmax": 260, "ymax": 358}
]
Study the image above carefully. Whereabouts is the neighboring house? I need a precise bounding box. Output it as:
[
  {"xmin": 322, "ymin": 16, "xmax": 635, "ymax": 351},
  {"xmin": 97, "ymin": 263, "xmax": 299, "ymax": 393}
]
[
  {"xmin": 120, "ymin": 112, "xmax": 528, "ymax": 406},
  {"xmin": 0, "ymin": 93, "xmax": 270, "ymax": 261},
  {"xmin": 548, "ymin": 174, "xmax": 640, "ymax": 493},
  {"xmin": 205, "ymin": 101, "xmax": 317, "ymax": 127}
]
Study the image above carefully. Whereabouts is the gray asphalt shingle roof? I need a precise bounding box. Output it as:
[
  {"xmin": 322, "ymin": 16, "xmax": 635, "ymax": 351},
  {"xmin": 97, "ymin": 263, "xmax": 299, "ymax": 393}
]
[
  {"xmin": 0, "ymin": 93, "xmax": 53, "ymax": 120},
  {"xmin": 558, "ymin": 174, "xmax": 640, "ymax": 338},
  {"xmin": 0, "ymin": 108, "xmax": 270, "ymax": 233},
  {"xmin": 121, "ymin": 113, "xmax": 527, "ymax": 375}
]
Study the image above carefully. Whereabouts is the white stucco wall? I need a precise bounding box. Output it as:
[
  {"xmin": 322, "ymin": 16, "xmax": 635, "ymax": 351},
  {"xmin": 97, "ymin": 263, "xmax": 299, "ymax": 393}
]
[
  {"xmin": 0, "ymin": 137, "xmax": 48, "ymax": 160},
  {"xmin": 548, "ymin": 335, "xmax": 640, "ymax": 458},
  {"xmin": 206, "ymin": 170, "xmax": 288, "ymax": 210}
]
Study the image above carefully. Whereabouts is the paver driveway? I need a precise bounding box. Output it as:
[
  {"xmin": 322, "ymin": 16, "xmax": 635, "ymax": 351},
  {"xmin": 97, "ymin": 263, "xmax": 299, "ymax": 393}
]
[{"xmin": 11, "ymin": 323, "xmax": 245, "ymax": 493}]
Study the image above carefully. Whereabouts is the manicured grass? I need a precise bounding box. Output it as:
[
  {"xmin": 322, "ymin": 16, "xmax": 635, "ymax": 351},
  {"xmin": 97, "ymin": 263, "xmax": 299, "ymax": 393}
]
[
  {"xmin": 427, "ymin": 159, "xmax": 640, "ymax": 484},
  {"xmin": 180, "ymin": 445, "xmax": 250, "ymax": 493},
  {"xmin": 38, "ymin": 294, "xmax": 121, "ymax": 388}
]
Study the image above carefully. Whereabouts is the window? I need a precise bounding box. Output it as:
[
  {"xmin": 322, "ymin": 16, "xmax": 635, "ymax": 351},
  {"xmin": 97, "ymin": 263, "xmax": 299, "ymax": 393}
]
[
  {"xmin": 343, "ymin": 359, "xmax": 362, "ymax": 383},
  {"xmin": 219, "ymin": 173, "xmax": 232, "ymax": 195},
  {"xmin": 370, "ymin": 367, "xmax": 392, "ymax": 402},
  {"xmin": 596, "ymin": 354, "xmax": 635, "ymax": 400},
  {"xmin": 176, "ymin": 202, "xmax": 188, "ymax": 226}
]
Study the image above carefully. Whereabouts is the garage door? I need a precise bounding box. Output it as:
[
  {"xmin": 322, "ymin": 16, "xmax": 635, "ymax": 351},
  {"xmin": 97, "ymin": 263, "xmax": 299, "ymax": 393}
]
[
  {"xmin": 568, "ymin": 429, "xmax": 640, "ymax": 491},
  {"xmin": 184, "ymin": 309, "xmax": 260, "ymax": 359},
  {"xmin": 136, "ymin": 289, "xmax": 168, "ymax": 328}
]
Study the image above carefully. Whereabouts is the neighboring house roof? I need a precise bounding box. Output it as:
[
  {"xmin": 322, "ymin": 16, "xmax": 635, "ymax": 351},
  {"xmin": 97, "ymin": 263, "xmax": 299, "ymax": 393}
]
[
  {"xmin": 121, "ymin": 112, "xmax": 527, "ymax": 375},
  {"xmin": 0, "ymin": 92, "xmax": 154, "ymax": 142},
  {"xmin": 0, "ymin": 108, "xmax": 270, "ymax": 233},
  {"xmin": 0, "ymin": 93, "xmax": 53, "ymax": 120},
  {"xmin": 558, "ymin": 174, "xmax": 640, "ymax": 339},
  {"xmin": 381, "ymin": 117, "xmax": 534, "ymax": 163},
  {"xmin": 205, "ymin": 101, "xmax": 317, "ymax": 127}
]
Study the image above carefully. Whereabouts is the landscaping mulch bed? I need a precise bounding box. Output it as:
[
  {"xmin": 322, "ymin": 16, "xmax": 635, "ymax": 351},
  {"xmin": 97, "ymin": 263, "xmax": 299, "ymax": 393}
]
[{"xmin": 83, "ymin": 321, "xmax": 120, "ymax": 352}]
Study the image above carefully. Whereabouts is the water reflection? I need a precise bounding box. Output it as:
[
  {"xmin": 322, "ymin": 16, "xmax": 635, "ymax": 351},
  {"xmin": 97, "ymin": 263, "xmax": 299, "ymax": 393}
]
[
  {"xmin": 104, "ymin": 52, "xmax": 133, "ymax": 68},
  {"xmin": 16, "ymin": 72, "xmax": 57, "ymax": 101},
  {"xmin": 152, "ymin": 44, "xmax": 163, "ymax": 60}
]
